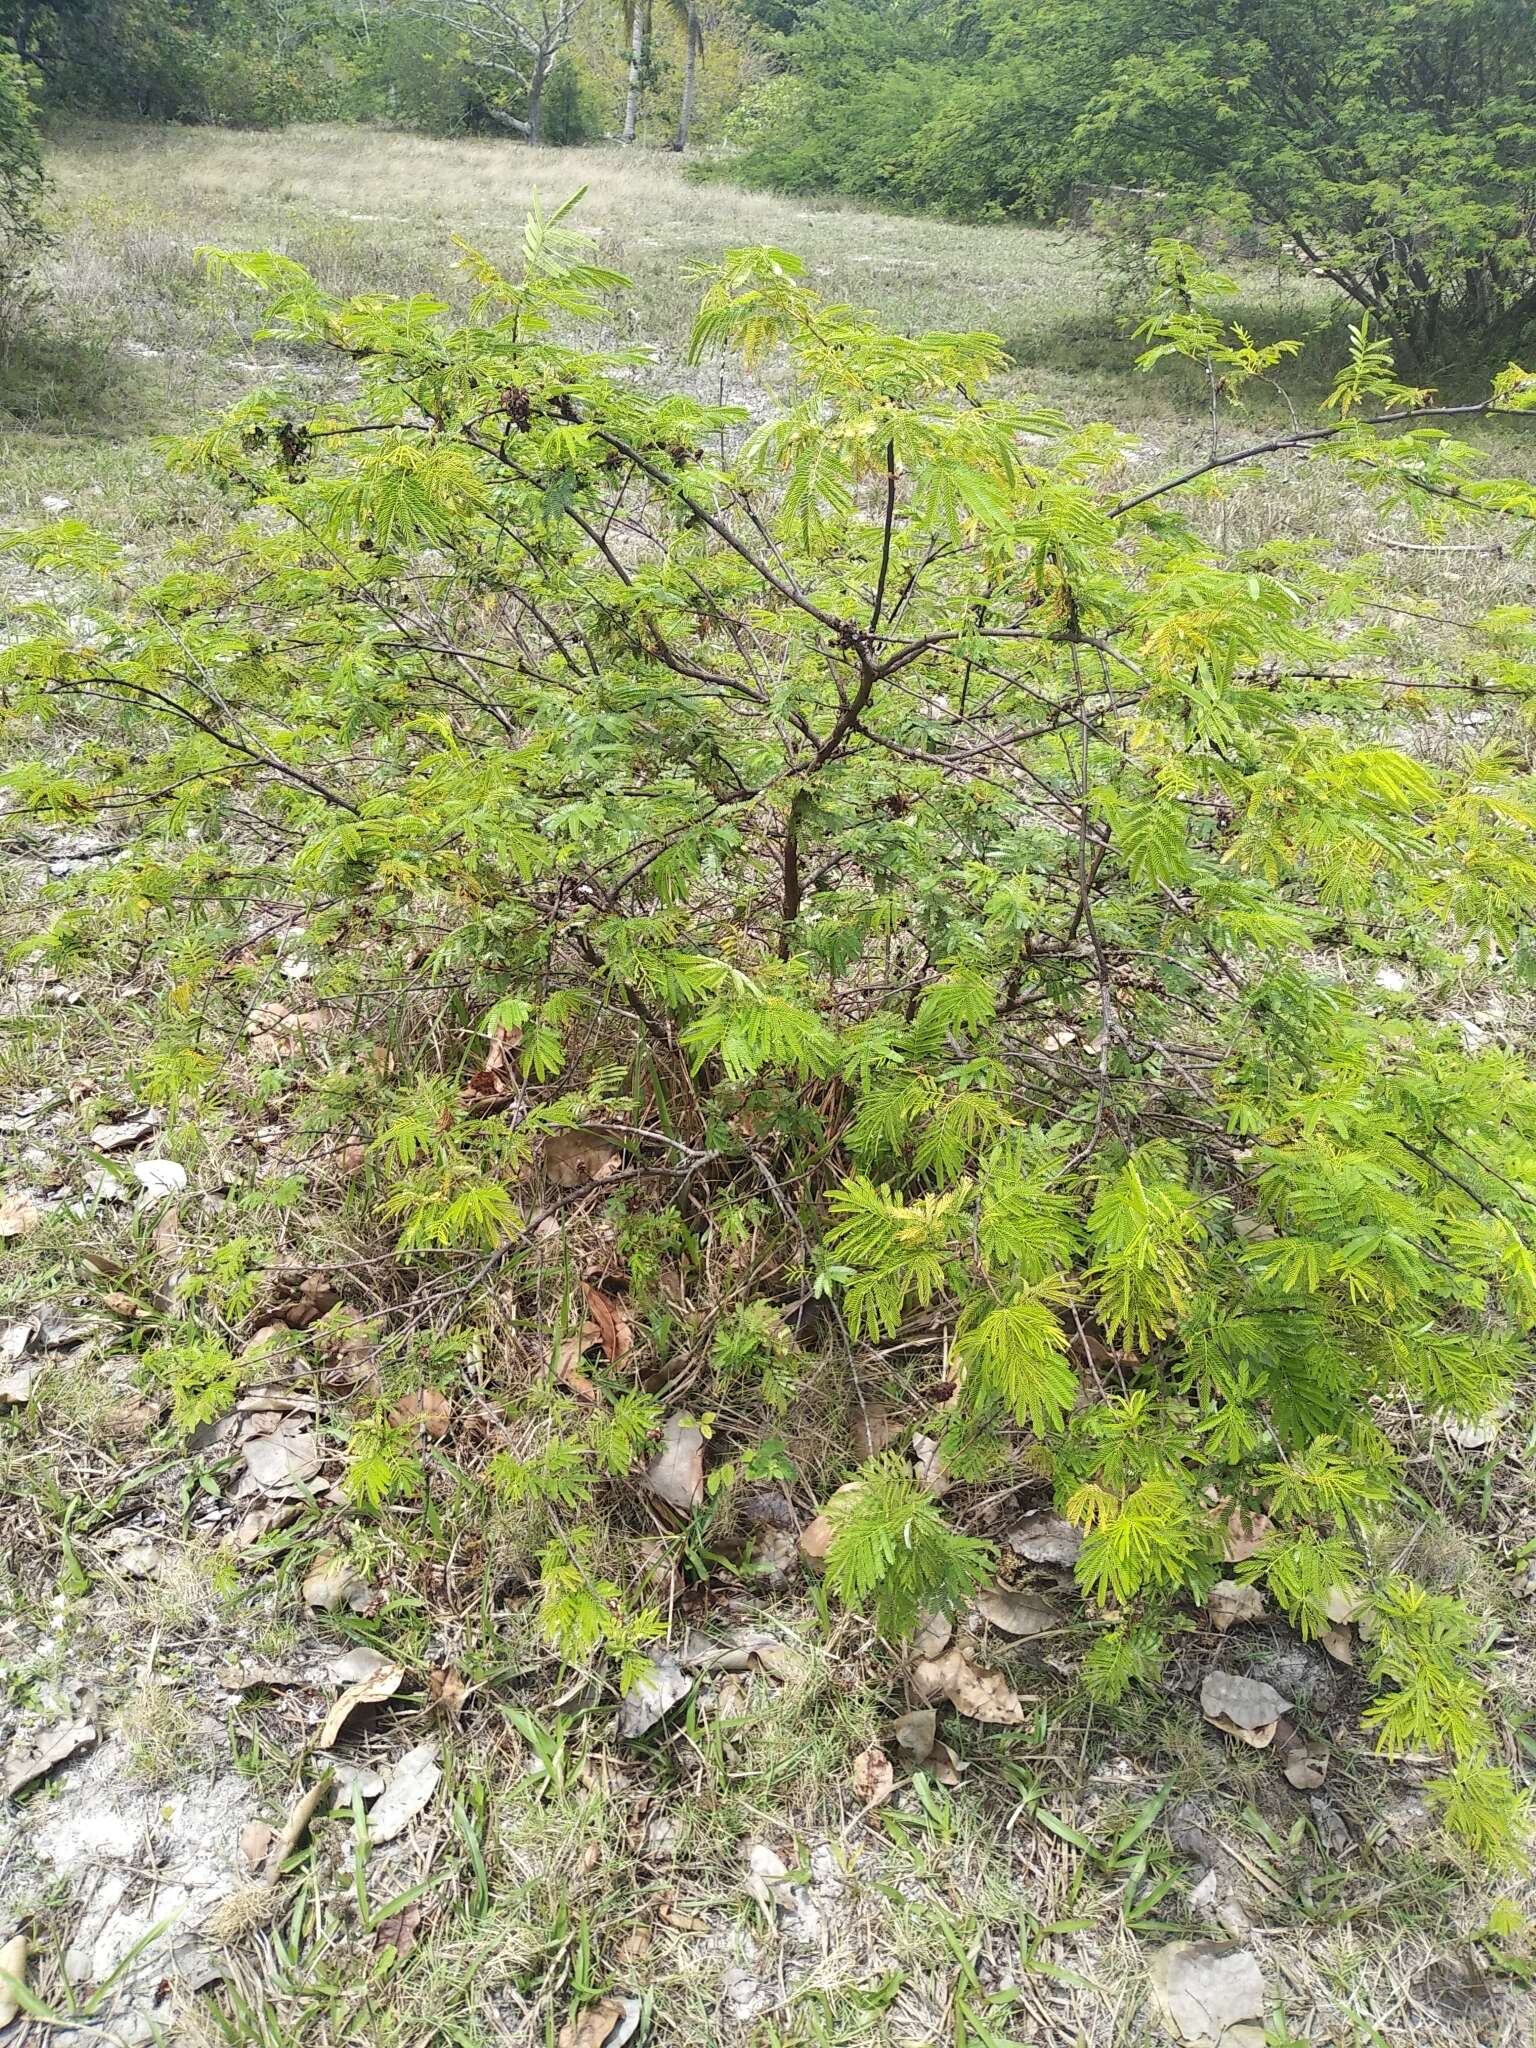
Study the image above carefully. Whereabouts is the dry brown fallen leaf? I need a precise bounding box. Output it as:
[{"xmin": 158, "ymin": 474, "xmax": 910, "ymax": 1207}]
[
  {"xmin": 241, "ymin": 1414, "xmax": 323, "ymax": 1494},
  {"xmin": 1006, "ymin": 1511, "xmax": 1082, "ymax": 1567},
  {"xmin": 851, "ymin": 1745, "xmax": 895, "ymax": 1808},
  {"xmin": 615, "ymin": 1652, "xmax": 691, "ymax": 1738},
  {"xmin": 302, "ymin": 1554, "xmax": 370, "ymax": 1612},
  {"xmin": 428, "ymin": 1667, "xmax": 470, "ymax": 1716},
  {"xmin": 367, "ymin": 1740, "xmax": 441, "ymax": 1843},
  {"xmin": 248, "ymin": 1001, "xmax": 329, "ymax": 1063},
  {"xmin": 582, "ymin": 1282, "xmax": 633, "ymax": 1364},
  {"xmin": 1218, "ymin": 1506, "xmax": 1272, "ymax": 1564},
  {"xmin": 373, "ymin": 1901, "xmax": 424, "ymax": 1960},
  {"xmin": 90, "ymin": 1112, "xmax": 158, "ymax": 1152},
  {"xmin": 912, "ymin": 1609, "xmax": 953, "ymax": 1659},
  {"xmin": 891, "ymin": 1707, "xmax": 963, "ymax": 1784},
  {"xmin": 317, "ymin": 1661, "xmax": 403, "ymax": 1749},
  {"xmin": 1279, "ymin": 1734, "xmax": 1330, "ymax": 1790},
  {"xmin": 277, "ymin": 1271, "xmax": 341, "ymax": 1329},
  {"xmin": 235, "ymin": 1502, "xmax": 303, "ymax": 1549},
  {"xmin": 0, "ymin": 1364, "xmax": 35, "ymax": 1407},
  {"xmin": 0, "ymin": 1194, "xmax": 41, "ymax": 1241},
  {"xmin": 3, "ymin": 1716, "xmax": 96, "ymax": 1796},
  {"xmin": 1199, "ymin": 1670, "xmax": 1291, "ymax": 1750},
  {"xmin": 239, "ymin": 1820, "xmax": 276, "ymax": 1871},
  {"xmin": 544, "ymin": 1129, "xmax": 623, "ymax": 1190},
  {"xmin": 799, "ymin": 1483, "xmax": 858, "ymax": 1565},
  {"xmin": 556, "ymin": 1336, "xmax": 602, "ymax": 1401},
  {"xmin": 1318, "ymin": 1624, "xmax": 1354, "ymax": 1665},
  {"xmin": 912, "ymin": 1644, "xmax": 1026, "ymax": 1725},
  {"xmin": 1147, "ymin": 1939, "xmax": 1266, "ymax": 2048},
  {"xmin": 459, "ymin": 1023, "xmax": 521, "ymax": 1115},
  {"xmin": 646, "ymin": 1415, "xmax": 705, "ymax": 1513},
  {"xmin": 973, "ymin": 1586, "xmax": 1060, "ymax": 1637},
  {"xmin": 390, "ymin": 1388, "xmax": 452, "ymax": 1440},
  {"xmin": 1207, "ymin": 1580, "xmax": 1266, "ymax": 1634},
  {"xmin": 850, "ymin": 1393, "xmax": 900, "ymax": 1462},
  {"xmin": 0, "ymin": 1931, "xmax": 28, "ymax": 2028},
  {"xmin": 262, "ymin": 1772, "xmax": 334, "ymax": 1882},
  {"xmin": 558, "ymin": 1995, "xmax": 641, "ymax": 2048},
  {"xmin": 911, "ymin": 1432, "xmax": 955, "ymax": 1497}
]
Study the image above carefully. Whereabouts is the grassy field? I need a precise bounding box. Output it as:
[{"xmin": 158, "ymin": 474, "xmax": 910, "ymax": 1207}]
[{"xmin": 3, "ymin": 122, "xmax": 1535, "ymax": 2048}]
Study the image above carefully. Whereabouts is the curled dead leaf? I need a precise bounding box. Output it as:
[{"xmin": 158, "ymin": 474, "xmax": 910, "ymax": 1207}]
[
  {"xmin": 262, "ymin": 1773, "xmax": 334, "ymax": 1882},
  {"xmin": 0, "ymin": 1931, "xmax": 28, "ymax": 2028},
  {"xmin": 0, "ymin": 1193, "xmax": 41, "ymax": 1241},
  {"xmin": 850, "ymin": 1393, "xmax": 900, "ymax": 1462},
  {"xmin": 367, "ymin": 1740, "xmax": 441, "ymax": 1843},
  {"xmin": 428, "ymin": 1667, "xmax": 470, "ymax": 1716},
  {"xmin": 891, "ymin": 1707, "xmax": 963, "ymax": 1784},
  {"xmin": 851, "ymin": 1745, "xmax": 895, "ymax": 1809},
  {"xmin": 459, "ymin": 1024, "xmax": 521, "ymax": 1115},
  {"xmin": 1200, "ymin": 1670, "xmax": 1291, "ymax": 1751},
  {"xmin": 390, "ymin": 1388, "xmax": 452, "ymax": 1440},
  {"xmin": 249, "ymin": 1001, "xmax": 330, "ymax": 1063},
  {"xmin": 558, "ymin": 1994, "xmax": 642, "ymax": 2048},
  {"xmin": 1206, "ymin": 1580, "xmax": 1266, "ymax": 1634},
  {"xmin": 911, "ymin": 1432, "xmax": 954, "ymax": 1498},
  {"xmin": 646, "ymin": 1415, "xmax": 705, "ymax": 1513},
  {"xmin": 973, "ymin": 1586, "xmax": 1060, "ymax": 1638},
  {"xmin": 4, "ymin": 1716, "xmax": 96, "ymax": 1796},
  {"xmin": 241, "ymin": 1415, "xmax": 322, "ymax": 1494},
  {"xmin": 90, "ymin": 1112, "xmax": 158, "ymax": 1152},
  {"xmin": 1006, "ymin": 1511, "xmax": 1082, "ymax": 1567},
  {"xmin": 239, "ymin": 1820, "xmax": 276, "ymax": 1871},
  {"xmin": 317, "ymin": 1660, "xmax": 403, "ymax": 1749},
  {"xmin": 912, "ymin": 1644, "xmax": 1026, "ymax": 1725},
  {"xmin": 912, "ymin": 1609, "xmax": 953, "ymax": 1660},
  {"xmin": 582, "ymin": 1282, "xmax": 633, "ymax": 1364},
  {"xmin": 799, "ymin": 1483, "xmax": 858, "ymax": 1565},
  {"xmin": 303, "ymin": 1554, "xmax": 369, "ymax": 1612},
  {"xmin": 1218, "ymin": 1506, "xmax": 1272, "ymax": 1565},
  {"xmin": 277, "ymin": 1271, "xmax": 341, "ymax": 1329},
  {"xmin": 545, "ymin": 1129, "xmax": 623, "ymax": 1190},
  {"xmin": 615, "ymin": 1651, "xmax": 691, "ymax": 1738},
  {"xmin": 1280, "ymin": 1738, "xmax": 1330, "ymax": 1790}
]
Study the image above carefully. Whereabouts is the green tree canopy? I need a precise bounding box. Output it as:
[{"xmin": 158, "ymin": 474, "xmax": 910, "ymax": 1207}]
[{"xmin": 728, "ymin": 0, "xmax": 1536, "ymax": 362}]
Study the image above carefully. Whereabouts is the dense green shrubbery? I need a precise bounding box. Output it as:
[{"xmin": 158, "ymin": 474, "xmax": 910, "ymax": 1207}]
[
  {"xmin": 727, "ymin": 0, "xmax": 1536, "ymax": 362},
  {"xmin": 1, "ymin": 0, "xmax": 353, "ymax": 125},
  {"xmin": 2, "ymin": 0, "xmax": 610, "ymax": 137},
  {"xmin": 5, "ymin": 209, "xmax": 1536, "ymax": 1860},
  {"xmin": 0, "ymin": 40, "xmax": 46, "ymax": 310}
]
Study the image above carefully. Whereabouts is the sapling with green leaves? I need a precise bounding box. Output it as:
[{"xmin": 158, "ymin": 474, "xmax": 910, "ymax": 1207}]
[{"xmin": 4, "ymin": 191, "xmax": 1535, "ymax": 1855}]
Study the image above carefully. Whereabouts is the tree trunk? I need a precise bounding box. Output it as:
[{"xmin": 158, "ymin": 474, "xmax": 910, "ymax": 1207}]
[
  {"xmin": 673, "ymin": 7, "xmax": 698, "ymax": 151},
  {"xmin": 622, "ymin": 2, "xmax": 645, "ymax": 143},
  {"xmin": 527, "ymin": 52, "xmax": 548, "ymax": 145}
]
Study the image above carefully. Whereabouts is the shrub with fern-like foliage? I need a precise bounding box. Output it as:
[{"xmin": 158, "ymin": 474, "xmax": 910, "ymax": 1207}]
[{"xmin": 4, "ymin": 203, "xmax": 1536, "ymax": 1861}]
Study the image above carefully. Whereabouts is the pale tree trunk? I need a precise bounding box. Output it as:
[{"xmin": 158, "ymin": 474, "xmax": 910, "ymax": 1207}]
[
  {"xmin": 672, "ymin": 6, "xmax": 698, "ymax": 150},
  {"xmin": 622, "ymin": 1, "xmax": 645, "ymax": 142},
  {"xmin": 527, "ymin": 49, "xmax": 549, "ymax": 143}
]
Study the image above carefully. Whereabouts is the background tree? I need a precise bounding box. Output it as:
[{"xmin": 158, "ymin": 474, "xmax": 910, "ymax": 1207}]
[
  {"xmin": 670, "ymin": 0, "xmax": 701, "ymax": 149},
  {"xmin": 622, "ymin": 0, "xmax": 703, "ymax": 144},
  {"xmin": 0, "ymin": 40, "xmax": 45, "ymax": 317},
  {"xmin": 724, "ymin": 0, "xmax": 1536, "ymax": 364},
  {"xmin": 405, "ymin": 0, "xmax": 586, "ymax": 141}
]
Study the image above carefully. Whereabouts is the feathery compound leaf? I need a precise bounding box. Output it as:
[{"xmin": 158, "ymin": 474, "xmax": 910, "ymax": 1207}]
[{"xmin": 953, "ymin": 1294, "xmax": 1078, "ymax": 1434}]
